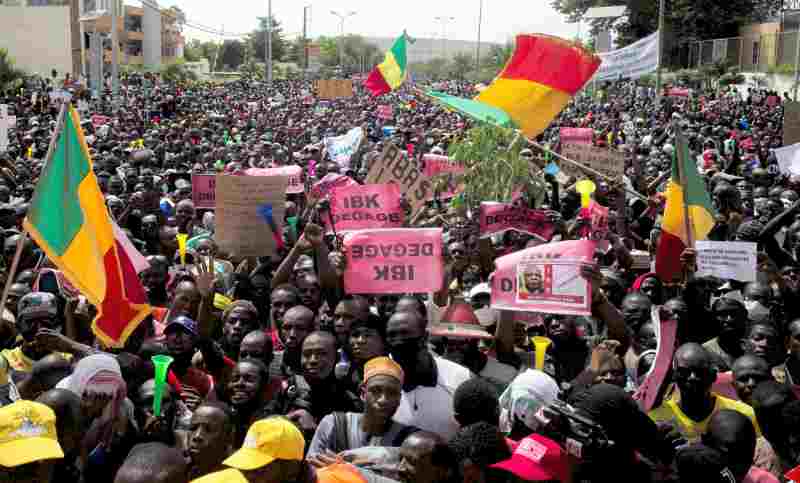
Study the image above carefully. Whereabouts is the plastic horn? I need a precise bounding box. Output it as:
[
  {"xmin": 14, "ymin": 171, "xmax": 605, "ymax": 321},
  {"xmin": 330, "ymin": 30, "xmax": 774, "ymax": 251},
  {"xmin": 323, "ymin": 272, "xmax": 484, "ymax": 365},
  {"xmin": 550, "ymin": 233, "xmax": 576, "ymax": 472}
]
[
  {"xmin": 176, "ymin": 233, "xmax": 188, "ymax": 265},
  {"xmin": 575, "ymin": 179, "xmax": 596, "ymax": 208},
  {"xmin": 151, "ymin": 354, "xmax": 174, "ymax": 417},
  {"xmin": 531, "ymin": 336, "xmax": 552, "ymax": 370}
]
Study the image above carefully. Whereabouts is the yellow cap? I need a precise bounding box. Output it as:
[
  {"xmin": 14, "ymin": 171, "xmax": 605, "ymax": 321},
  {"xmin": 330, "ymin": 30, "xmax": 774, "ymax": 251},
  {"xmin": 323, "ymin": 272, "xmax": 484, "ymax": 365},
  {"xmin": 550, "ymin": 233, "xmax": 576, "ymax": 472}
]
[
  {"xmin": 191, "ymin": 468, "xmax": 249, "ymax": 483},
  {"xmin": 223, "ymin": 418, "xmax": 304, "ymax": 471},
  {"xmin": 0, "ymin": 401, "xmax": 64, "ymax": 467},
  {"xmin": 363, "ymin": 356, "xmax": 404, "ymax": 384}
]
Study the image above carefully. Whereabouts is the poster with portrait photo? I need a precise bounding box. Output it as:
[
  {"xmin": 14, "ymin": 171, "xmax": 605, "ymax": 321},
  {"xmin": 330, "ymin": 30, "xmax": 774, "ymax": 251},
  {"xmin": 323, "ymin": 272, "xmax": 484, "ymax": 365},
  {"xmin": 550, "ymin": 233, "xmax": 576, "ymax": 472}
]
[{"xmin": 515, "ymin": 261, "xmax": 590, "ymax": 313}]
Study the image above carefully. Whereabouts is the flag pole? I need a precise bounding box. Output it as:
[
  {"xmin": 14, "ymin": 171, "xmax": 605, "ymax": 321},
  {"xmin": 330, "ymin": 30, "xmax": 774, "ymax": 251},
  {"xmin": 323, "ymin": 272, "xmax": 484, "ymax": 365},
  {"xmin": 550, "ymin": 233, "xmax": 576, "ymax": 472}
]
[
  {"xmin": 0, "ymin": 233, "xmax": 26, "ymax": 326},
  {"xmin": 673, "ymin": 123, "xmax": 694, "ymax": 249}
]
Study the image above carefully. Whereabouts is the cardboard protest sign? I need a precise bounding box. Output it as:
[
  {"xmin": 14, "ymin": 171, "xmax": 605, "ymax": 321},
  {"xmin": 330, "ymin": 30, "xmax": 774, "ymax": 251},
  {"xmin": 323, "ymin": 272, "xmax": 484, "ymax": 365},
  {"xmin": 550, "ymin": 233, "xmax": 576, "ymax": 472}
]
[
  {"xmin": 245, "ymin": 165, "xmax": 304, "ymax": 194},
  {"xmin": 324, "ymin": 127, "xmax": 364, "ymax": 170},
  {"xmin": 559, "ymin": 128, "xmax": 593, "ymax": 145},
  {"xmin": 214, "ymin": 174, "xmax": 288, "ymax": 257},
  {"xmin": 191, "ymin": 174, "xmax": 216, "ymax": 209},
  {"xmin": 377, "ymin": 105, "xmax": 394, "ymax": 120},
  {"xmin": 327, "ymin": 184, "xmax": 403, "ymax": 233},
  {"xmin": 422, "ymin": 154, "xmax": 466, "ymax": 177},
  {"xmin": 695, "ymin": 240, "xmax": 757, "ymax": 282},
  {"xmin": 343, "ymin": 228, "xmax": 444, "ymax": 294},
  {"xmin": 785, "ymin": 102, "xmax": 800, "ymax": 146},
  {"xmin": 479, "ymin": 203, "xmax": 555, "ymax": 241},
  {"xmin": 491, "ymin": 240, "xmax": 594, "ymax": 316},
  {"xmin": 559, "ymin": 143, "xmax": 625, "ymax": 180},
  {"xmin": 366, "ymin": 143, "xmax": 433, "ymax": 215},
  {"xmin": 316, "ymin": 79, "xmax": 353, "ymax": 99}
]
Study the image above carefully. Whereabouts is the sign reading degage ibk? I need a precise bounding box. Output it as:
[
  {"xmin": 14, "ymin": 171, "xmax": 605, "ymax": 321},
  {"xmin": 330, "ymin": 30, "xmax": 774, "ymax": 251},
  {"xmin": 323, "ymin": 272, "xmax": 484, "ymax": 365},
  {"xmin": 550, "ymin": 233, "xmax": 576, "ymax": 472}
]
[
  {"xmin": 559, "ymin": 143, "xmax": 625, "ymax": 180},
  {"xmin": 327, "ymin": 183, "xmax": 404, "ymax": 233},
  {"xmin": 479, "ymin": 202, "xmax": 555, "ymax": 241},
  {"xmin": 366, "ymin": 143, "xmax": 433, "ymax": 214},
  {"xmin": 344, "ymin": 228, "xmax": 444, "ymax": 294}
]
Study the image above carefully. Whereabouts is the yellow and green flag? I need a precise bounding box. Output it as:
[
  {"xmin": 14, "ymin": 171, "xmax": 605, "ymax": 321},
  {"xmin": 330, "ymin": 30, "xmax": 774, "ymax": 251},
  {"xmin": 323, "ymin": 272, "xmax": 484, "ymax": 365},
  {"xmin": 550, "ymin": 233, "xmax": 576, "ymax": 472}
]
[
  {"xmin": 365, "ymin": 32, "xmax": 410, "ymax": 96},
  {"xmin": 655, "ymin": 127, "xmax": 716, "ymax": 282},
  {"xmin": 23, "ymin": 105, "xmax": 151, "ymax": 348}
]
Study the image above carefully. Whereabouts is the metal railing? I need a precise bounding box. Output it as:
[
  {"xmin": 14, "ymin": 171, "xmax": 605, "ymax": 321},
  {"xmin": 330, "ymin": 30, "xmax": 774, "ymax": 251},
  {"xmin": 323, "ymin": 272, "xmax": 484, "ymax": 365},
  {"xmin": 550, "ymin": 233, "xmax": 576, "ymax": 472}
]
[{"xmin": 677, "ymin": 30, "xmax": 800, "ymax": 73}]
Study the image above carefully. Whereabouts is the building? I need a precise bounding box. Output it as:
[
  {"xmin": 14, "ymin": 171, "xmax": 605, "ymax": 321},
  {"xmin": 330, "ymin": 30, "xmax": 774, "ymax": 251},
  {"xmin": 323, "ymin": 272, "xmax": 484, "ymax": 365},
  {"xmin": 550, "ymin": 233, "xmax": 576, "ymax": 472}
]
[{"xmin": 0, "ymin": 0, "xmax": 185, "ymax": 79}]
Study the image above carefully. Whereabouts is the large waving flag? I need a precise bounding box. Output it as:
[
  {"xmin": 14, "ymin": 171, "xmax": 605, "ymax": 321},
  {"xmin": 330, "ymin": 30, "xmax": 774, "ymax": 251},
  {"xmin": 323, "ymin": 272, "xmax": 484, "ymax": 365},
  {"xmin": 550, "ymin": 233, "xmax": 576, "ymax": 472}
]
[
  {"xmin": 655, "ymin": 127, "xmax": 716, "ymax": 282},
  {"xmin": 364, "ymin": 32, "xmax": 410, "ymax": 96},
  {"xmin": 425, "ymin": 34, "xmax": 600, "ymax": 139},
  {"xmin": 23, "ymin": 104, "xmax": 151, "ymax": 348}
]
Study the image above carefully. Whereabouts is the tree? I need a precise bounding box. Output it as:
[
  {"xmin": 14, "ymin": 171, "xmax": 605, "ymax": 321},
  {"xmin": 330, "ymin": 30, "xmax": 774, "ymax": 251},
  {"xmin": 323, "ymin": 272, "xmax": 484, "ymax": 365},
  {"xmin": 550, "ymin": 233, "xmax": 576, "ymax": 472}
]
[
  {"xmin": 317, "ymin": 36, "xmax": 340, "ymax": 66},
  {"xmin": 248, "ymin": 16, "xmax": 287, "ymax": 64},
  {"xmin": 183, "ymin": 39, "xmax": 218, "ymax": 63},
  {"xmin": 450, "ymin": 53, "xmax": 473, "ymax": 80},
  {"xmin": 161, "ymin": 60, "xmax": 198, "ymax": 83},
  {"xmin": 0, "ymin": 48, "xmax": 24, "ymax": 95},
  {"xmin": 218, "ymin": 39, "xmax": 245, "ymax": 71}
]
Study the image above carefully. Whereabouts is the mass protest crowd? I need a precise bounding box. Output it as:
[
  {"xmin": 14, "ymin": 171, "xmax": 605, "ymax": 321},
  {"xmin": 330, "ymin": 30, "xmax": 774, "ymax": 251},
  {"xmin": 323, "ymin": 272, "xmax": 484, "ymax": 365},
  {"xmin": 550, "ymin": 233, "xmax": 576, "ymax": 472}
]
[{"xmin": 1, "ymin": 32, "xmax": 800, "ymax": 483}]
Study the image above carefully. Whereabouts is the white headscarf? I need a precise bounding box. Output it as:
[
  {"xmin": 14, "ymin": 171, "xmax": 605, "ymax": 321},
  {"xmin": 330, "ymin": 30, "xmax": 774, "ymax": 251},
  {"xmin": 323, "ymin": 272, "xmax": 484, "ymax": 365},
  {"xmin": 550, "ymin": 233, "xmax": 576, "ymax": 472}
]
[{"xmin": 498, "ymin": 369, "xmax": 559, "ymax": 434}]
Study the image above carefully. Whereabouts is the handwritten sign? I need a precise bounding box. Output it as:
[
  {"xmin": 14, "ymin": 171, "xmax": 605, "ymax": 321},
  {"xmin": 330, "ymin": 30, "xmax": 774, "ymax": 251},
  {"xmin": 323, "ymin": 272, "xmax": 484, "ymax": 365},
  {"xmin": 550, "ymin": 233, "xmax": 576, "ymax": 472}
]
[
  {"xmin": 560, "ymin": 143, "xmax": 625, "ymax": 180},
  {"xmin": 326, "ymin": 184, "xmax": 403, "ymax": 233},
  {"xmin": 559, "ymin": 128, "xmax": 593, "ymax": 145},
  {"xmin": 785, "ymin": 102, "xmax": 800, "ymax": 146},
  {"xmin": 91, "ymin": 114, "xmax": 111, "ymax": 128},
  {"xmin": 214, "ymin": 175, "xmax": 288, "ymax": 256},
  {"xmin": 316, "ymin": 79, "xmax": 353, "ymax": 99},
  {"xmin": 667, "ymin": 87, "xmax": 691, "ymax": 98},
  {"xmin": 366, "ymin": 143, "xmax": 433, "ymax": 215},
  {"xmin": 191, "ymin": 174, "xmax": 216, "ymax": 209},
  {"xmin": 479, "ymin": 203, "xmax": 555, "ymax": 241},
  {"xmin": 377, "ymin": 105, "xmax": 394, "ymax": 120},
  {"xmin": 344, "ymin": 228, "xmax": 444, "ymax": 294},
  {"xmin": 422, "ymin": 154, "xmax": 465, "ymax": 177},
  {"xmin": 491, "ymin": 240, "xmax": 594, "ymax": 316},
  {"xmin": 696, "ymin": 240, "xmax": 757, "ymax": 282},
  {"xmin": 324, "ymin": 127, "xmax": 364, "ymax": 170},
  {"xmin": 245, "ymin": 165, "xmax": 304, "ymax": 194}
]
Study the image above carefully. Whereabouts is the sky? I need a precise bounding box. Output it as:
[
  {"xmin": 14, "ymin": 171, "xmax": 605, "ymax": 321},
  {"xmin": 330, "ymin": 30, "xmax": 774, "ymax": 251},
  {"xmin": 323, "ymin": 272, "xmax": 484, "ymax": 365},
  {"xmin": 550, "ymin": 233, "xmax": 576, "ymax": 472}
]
[{"xmin": 140, "ymin": 0, "xmax": 580, "ymax": 44}]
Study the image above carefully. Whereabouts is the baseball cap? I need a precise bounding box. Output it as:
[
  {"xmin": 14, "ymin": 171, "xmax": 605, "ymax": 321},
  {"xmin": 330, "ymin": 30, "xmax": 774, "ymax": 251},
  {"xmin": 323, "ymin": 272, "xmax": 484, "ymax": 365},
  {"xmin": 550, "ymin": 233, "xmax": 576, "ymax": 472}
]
[
  {"xmin": 17, "ymin": 291, "xmax": 58, "ymax": 321},
  {"xmin": 164, "ymin": 315, "xmax": 198, "ymax": 337},
  {"xmin": 490, "ymin": 434, "xmax": 569, "ymax": 482},
  {"xmin": 223, "ymin": 418, "xmax": 304, "ymax": 471},
  {"xmin": 191, "ymin": 468, "xmax": 249, "ymax": 483},
  {"xmin": 469, "ymin": 282, "xmax": 491, "ymax": 299},
  {"xmin": 0, "ymin": 401, "xmax": 64, "ymax": 467},
  {"xmin": 429, "ymin": 300, "xmax": 493, "ymax": 340}
]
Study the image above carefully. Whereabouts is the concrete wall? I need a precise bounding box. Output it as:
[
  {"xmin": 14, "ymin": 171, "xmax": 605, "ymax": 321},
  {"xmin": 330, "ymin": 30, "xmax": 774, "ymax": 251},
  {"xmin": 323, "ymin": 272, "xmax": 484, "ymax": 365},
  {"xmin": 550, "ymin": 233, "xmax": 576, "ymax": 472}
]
[
  {"xmin": 0, "ymin": 6, "xmax": 72, "ymax": 77},
  {"xmin": 141, "ymin": 0, "xmax": 160, "ymax": 68}
]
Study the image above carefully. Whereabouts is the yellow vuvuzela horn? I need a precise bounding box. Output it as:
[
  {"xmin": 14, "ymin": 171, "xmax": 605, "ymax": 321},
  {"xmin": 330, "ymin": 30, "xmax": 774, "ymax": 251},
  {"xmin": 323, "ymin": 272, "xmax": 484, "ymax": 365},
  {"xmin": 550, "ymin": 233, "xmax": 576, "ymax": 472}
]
[{"xmin": 531, "ymin": 336, "xmax": 552, "ymax": 370}]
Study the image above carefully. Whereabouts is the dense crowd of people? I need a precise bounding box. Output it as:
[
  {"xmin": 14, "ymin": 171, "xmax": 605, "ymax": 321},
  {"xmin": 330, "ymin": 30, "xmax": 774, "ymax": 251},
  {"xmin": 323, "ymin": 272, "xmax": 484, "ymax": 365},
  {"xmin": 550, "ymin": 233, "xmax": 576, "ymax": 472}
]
[{"xmin": 0, "ymin": 69, "xmax": 797, "ymax": 483}]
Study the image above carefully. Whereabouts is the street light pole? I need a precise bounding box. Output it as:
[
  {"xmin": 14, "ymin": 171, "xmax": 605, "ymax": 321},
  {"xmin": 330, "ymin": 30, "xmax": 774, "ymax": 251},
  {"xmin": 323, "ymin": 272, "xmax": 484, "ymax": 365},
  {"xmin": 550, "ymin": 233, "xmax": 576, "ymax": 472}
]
[
  {"xmin": 434, "ymin": 16, "xmax": 455, "ymax": 59},
  {"xmin": 475, "ymin": 0, "xmax": 482, "ymax": 77},
  {"xmin": 266, "ymin": 0, "xmax": 273, "ymax": 84},
  {"xmin": 331, "ymin": 10, "xmax": 356, "ymax": 71},
  {"xmin": 655, "ymin": 0, "xmax": 666, "ymax": 108}
]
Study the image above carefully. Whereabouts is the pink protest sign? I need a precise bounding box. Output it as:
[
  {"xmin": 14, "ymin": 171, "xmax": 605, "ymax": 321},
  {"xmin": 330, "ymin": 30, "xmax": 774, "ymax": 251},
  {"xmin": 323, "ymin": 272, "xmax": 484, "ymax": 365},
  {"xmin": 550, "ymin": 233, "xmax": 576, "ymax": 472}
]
[
  {"xmin": 377, "ymin": 105, "xmax": 394, "ymax": 120},
  {"xmin": 559, "ymin": 127, "xmax": 593, "ymax": 145},
  {"xmin": 245, "ymin": 165, "xmax": 304, "ymax": 194},
  {"xmin": 491, "ymin": 240, "xmax": 594, "ymax": 315},
  {"xmin": 192, "ymin": 174, "xmax": 216, "ymax": 209},
  {"xmin": 422, "ymin": 154, "xmax": 466, "ymax": 177},
  {"xmin": 588, "ymin": 201, "xmax": 610, "ymax": 251},
  {"xmin": 344, "ymin": 228, "xmax": 444, "ymax": 294},
  {"xmin": 479, "ymin": 203, "xmax": 556, "ymax": 241},
  {"xmin": 327, "ymin": 184, "xmax": 403, "ymax": 233},
  {"xmin": 91, "ymin": 114, "xmax": 111, "ymax": 128},
  {"xmin": 667, "ymin": 87, "xmax": 691, "ymax": 98},
  {"xmin": 767, "ymin": 95, "xmax": 779, "ymax": 107},
  {"xmin": 309, "ymin": 173, "xmax": 358, "ymax": 202},
  {"xmin": 634, "ymin": 315, "xmax": 678, "ymax": 413}
]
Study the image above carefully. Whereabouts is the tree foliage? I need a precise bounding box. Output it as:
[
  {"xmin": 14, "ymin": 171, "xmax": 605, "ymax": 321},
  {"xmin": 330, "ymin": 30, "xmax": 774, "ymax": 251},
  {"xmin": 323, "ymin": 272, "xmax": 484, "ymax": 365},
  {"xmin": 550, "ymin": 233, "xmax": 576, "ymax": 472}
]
[
  {"xmin": 160, "ymin": 60, "xmax": 198, "ymax": 83},
  {"xmin": 183, "ymin": 39, "xmax": 218, "ymax": 64},
  {"xmin": 218, "ymin": 39, "xmax": 245, "ymax": 71},
  {"xmin": 315, "ymin": 35, "xmax": 382, "ymax": 71},
  {"xmin": 450, "ymin": 53, "xmax": 474, "ymax": 80},
  {"xmin": 0, "ymin": 48, "xmax": 25, "ymax": 95},
  {"xmin": 248, "ymin": 16, "xmax": 287, "ymax": 65}
]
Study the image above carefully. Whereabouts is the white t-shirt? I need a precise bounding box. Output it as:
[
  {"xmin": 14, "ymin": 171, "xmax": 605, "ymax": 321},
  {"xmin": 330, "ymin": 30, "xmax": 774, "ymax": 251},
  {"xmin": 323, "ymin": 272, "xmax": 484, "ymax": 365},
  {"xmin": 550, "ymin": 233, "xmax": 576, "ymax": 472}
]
[{"xmin": 393, "ymin": 355, "xmax": 473, "ymax": 440}]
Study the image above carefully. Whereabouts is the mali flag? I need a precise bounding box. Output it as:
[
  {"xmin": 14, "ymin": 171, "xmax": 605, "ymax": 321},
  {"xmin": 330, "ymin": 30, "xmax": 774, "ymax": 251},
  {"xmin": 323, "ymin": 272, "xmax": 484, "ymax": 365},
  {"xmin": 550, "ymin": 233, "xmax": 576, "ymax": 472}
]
[
  {"xmin": 655, "ymin": 127, "xmax": 716, "ymax": 282},
  {"xmin": 425, "ymin": 34, "xmax": 600, "ymax": 138},
  {"xmin": 365, "ymin": 32, "xmax": 409, "ymax": 96},
  {"xmin": 23, "ymin": 105, "xmax": 151, "ymax": 348}
]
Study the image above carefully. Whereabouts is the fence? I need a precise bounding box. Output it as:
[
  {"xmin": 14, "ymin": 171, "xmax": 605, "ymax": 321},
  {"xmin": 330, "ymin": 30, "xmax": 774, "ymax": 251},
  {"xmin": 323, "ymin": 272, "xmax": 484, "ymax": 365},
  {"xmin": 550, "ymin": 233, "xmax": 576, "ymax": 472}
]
[{"xmin": 679, "ymin": 31, "xmax": 800, "ymax": 73}]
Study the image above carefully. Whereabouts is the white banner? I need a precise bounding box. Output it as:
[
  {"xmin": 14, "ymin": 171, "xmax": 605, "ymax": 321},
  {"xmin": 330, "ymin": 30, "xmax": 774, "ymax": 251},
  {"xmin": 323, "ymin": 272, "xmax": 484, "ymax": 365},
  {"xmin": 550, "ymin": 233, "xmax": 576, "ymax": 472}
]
[
  {"xmin": 774, "ymin": 142, "xmax": 800, "ymax": 176},
  {"xmin": 594, "ymin": 31, "xmax": 660, "ymax": 82},
  {"xmin": 324, "ymin": 127, "xmax": 364, "ymax": 170},
  {"xmin": 696, "ymin": 241, "xmax": 757, "ymax": 282}
]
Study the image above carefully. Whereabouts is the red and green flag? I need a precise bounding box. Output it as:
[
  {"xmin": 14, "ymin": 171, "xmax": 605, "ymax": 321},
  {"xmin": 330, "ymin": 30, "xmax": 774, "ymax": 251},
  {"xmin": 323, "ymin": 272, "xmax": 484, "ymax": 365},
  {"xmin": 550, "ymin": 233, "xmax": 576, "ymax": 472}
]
[
  {"xmin": 23, "ymin": 104, "xmax": 151, "ymax": 348},
  {"xmin": 364, "ymin": 32, "xmax": 410, "ymax": 96},
  {"xmin": 655, "ymin": 127, "xmax": 716, "ymax": 282}
]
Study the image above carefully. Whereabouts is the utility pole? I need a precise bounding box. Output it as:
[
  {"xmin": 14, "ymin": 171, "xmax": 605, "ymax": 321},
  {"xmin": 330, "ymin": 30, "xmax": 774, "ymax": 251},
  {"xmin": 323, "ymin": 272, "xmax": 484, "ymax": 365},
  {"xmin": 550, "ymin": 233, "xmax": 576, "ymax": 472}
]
[
  {"xmin": 655, "ymin": 0, "xmax": 666, "ymax": 108},
  {"xmin": 475, "ymin": 0, "xmax": 482, "ymax": 77},
  {"xmin": 303, "ymin": 5, "xmax": 310, "ymax": 70},
  {"xmin": 434, "ymin": 16, "xmax": 454, "ymax": 59},
  {"xmin": 331, "ymin": 10, "xmax": 357, "ymax": 71},
  {"xmin": 267, "ymin": 0, "xmax": 273, "ymax": 84},
  {"xmin": 111, "ymin": 0, "xmax": 120, "ymax": 99}
]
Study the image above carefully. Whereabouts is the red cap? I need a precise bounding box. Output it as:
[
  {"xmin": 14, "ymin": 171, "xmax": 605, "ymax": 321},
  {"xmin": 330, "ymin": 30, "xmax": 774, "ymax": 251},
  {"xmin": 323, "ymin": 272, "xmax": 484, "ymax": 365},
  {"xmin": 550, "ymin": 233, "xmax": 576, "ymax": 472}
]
[
  {"xmin": 491, "ymin": 434, "xmax": 570, "ymax": 482},
  {"xmin": 429, "ymin": 301, "xmax": 493, "ymax": 340}
]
